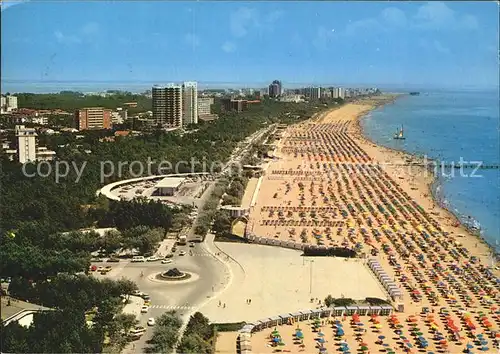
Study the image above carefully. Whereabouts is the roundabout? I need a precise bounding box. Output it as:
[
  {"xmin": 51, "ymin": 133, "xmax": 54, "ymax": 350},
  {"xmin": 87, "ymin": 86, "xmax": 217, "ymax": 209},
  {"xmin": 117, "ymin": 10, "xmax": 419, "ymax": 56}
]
[
  {"xmin": 147, "ymin": 269, "xmax": 199, "ymax": 284},
  {"xmin": 157, "ymin": 268, "xmax": 192, "ymax": 281}
]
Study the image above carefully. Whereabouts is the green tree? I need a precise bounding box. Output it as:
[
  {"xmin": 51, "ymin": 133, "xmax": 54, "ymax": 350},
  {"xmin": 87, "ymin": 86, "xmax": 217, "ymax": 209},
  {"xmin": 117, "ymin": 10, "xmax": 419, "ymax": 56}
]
[
  {"xmin": 178, "ymin": 333, "xmax": 212, "ymax": 354},
  {"xmin": 212, "ymin": 211, "xmax": 232, "ymax": 235},
  {"xmin": 324, "ymin": 294, "xmax": 335, "ymax": 307},
  {"xmin": 99, "ymin": 230, "xmax": 123, "ymax": 254}
]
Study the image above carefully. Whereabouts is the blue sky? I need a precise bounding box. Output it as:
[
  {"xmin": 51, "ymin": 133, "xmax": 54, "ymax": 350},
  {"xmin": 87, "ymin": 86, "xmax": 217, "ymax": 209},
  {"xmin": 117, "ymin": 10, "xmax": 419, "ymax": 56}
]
[{"xmin": 1, "ymin": 1, "xmax": 498, "ymax": 91}]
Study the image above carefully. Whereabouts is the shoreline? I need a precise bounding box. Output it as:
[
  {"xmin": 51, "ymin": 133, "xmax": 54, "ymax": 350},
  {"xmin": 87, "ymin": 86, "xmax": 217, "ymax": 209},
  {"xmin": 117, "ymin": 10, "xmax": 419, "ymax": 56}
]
[
  {"xmin": 240, "ymin": 95, "xmax": 499, "ymax": 354},
  {"xmin": 353, "ymin": 95, "xmax": 498, "ymax": 264}
]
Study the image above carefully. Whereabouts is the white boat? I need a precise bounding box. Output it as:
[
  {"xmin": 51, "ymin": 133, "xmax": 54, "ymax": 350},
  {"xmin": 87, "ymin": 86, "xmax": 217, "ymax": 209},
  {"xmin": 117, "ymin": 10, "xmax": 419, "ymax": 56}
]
[{"xmin": 393, "ymin": 125, "xmax": 405, "ymax": 140}]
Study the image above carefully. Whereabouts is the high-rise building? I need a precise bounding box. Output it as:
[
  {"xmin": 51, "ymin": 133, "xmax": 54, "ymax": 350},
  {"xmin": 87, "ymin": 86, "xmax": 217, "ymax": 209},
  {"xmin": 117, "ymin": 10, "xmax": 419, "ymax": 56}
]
[
  {"xmin": 7, "ymin": 96, "xmax": 18, "ymax": 111},
  {"xmin": 337, "ymin": 87, "xmax": 346, "ymax": 99},
  {"xmin": 75, "ymin": 107, "xmax": 112, "ymax": 130},
  {"xmin": 16, "ymin": 125, "xmax": 37, "ymax": 163},
  {"xmin": 268, "ymin": 80, "xmax": 282, "ymax": 98},
  {"xmin": 198, "ymin": 97, "xmax": 214, "ymax": 116},
  {"xmin": 1, "ymin": 95, "xmax": 18, "ymax": 113},
  {"xmin": 332, "ymin": 87, "xmax": 339, "ymax": 99},
  {"xmin": 309, "ymin": 87, "xmax": 321, "ymax": 100},
  {"xmin": 152, "ymin": 84, "xmax": 183, "ymax": 128},
  {"xmin": 182, "ymin": 81, "xmax": 198, "ymax": 125}
]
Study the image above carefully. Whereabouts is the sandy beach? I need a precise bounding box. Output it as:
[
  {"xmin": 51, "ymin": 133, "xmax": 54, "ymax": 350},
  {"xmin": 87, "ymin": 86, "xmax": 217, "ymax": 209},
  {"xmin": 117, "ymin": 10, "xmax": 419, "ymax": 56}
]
[{"xmin": 237, "ymin": 96, "xmax": 499, "ymax": 353}]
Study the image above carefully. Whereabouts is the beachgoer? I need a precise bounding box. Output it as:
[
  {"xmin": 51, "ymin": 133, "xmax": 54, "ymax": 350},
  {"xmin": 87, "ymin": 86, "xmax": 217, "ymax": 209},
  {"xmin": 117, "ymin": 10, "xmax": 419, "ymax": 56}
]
[{"xmin": 223, "ymin": 303, "xmax": 226, "ymax": 308}]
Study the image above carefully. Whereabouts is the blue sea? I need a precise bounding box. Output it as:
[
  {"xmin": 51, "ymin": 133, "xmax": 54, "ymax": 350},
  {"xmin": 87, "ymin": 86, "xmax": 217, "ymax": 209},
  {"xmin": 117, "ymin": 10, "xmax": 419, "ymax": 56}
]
[{"xmin": 361, "ymin": 90, "xmax": 500, "ymax": 253}]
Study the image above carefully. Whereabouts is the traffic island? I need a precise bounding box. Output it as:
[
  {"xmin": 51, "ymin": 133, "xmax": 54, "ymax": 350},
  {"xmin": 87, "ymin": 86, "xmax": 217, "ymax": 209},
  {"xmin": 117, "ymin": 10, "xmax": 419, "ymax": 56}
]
[{"xmin": 148, "ymin": 268, "xmax": 199, "ymax": 284}]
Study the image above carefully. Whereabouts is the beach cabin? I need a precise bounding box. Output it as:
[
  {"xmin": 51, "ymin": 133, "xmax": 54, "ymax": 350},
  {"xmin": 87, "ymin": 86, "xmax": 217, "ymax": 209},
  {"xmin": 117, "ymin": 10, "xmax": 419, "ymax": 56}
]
[
  {"xmin": 240, "ymin": 325, "xmax": 254, "ymax": 334},
  {"xmin": 357, "ymin": 305, "xmax": 371, "ymax": 316},
  {"xmin": 345, "ymin": 306, "xmax": 358, "ymax": 316},
  {"xmin": 249, "ymin": 320, "xmax": 263, "ymax": 332},
  {"xmin": 310, "ymin": 309, "xmax": 322, "ymax": 319},
  {"xmin": 380, "ymin": 305, "xmax": 393, "ymax": 315},
  {"xmin": 333, "ymin": 306, "xmax": 346, "ymax": 317},
  {"xmin": 268, "ymin": 315, "xmax": 281, "ymax": 327},
  {"xmin": 320, "ymin": 307, "xmax": 332, "ymax": 318},
  {"xmin": 259, "ymin": 317, "xmax": 272, "ymax": 329},
  {"xmin": 279, "ymin": 313, "xmax": 291, "ymax": 324}
]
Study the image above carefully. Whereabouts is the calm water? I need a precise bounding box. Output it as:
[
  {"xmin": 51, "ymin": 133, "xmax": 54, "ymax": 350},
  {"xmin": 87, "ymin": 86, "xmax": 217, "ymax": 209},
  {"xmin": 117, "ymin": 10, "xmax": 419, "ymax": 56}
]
[{"xmin": 361, "ymin": 90, "xmax": 500, "ymax": 253}]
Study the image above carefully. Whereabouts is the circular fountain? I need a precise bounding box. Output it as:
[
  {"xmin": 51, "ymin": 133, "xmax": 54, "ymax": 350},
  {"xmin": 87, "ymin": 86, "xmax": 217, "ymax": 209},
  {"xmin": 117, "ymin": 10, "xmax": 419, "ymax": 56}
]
[{"xmin": 155, "ymin": 268, "xmax": 192, "ymax": 281}]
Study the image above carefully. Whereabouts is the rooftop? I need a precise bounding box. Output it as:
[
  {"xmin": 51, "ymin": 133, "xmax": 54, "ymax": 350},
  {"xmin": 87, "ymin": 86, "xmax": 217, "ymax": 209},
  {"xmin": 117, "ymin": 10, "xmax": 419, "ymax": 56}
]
[
  {"xmin": 1, "ymin": 296, "xmax": 50, "ymax": 322},
  {"xmin": 155, "ymin": 177, "xmax": 186, "ymax": 189}
]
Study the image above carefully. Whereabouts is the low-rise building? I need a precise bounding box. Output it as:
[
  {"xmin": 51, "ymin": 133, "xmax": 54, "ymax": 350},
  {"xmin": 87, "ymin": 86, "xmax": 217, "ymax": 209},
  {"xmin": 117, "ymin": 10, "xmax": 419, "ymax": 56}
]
[
  {"xmin": 280, "ymin": 94, "xmax": 304, "ymax": 103},
  {"xmin": 154, "ymin": 177, "xmax": 186, "ymax": 196},
  {"xmin": 198, "ymin": 97, "xmax": 214, "ymax": 116},
  {"xmin": 36, "ymin": 146, "xmax": 56, "ymax": 161},
  {"xmin": 75, "ymin": 107, "xmax": 112, "ymax": 130},
  {"xmin": 31, "ymin": 116, "xmax": 49, "ymax": 125},
  {"xmin": 220, "ymin": 205, "xmax": 249, "ymax": 218},
  {"xmin": 198, "ymin": 114, "xmax": 219, "ymax": 122}
]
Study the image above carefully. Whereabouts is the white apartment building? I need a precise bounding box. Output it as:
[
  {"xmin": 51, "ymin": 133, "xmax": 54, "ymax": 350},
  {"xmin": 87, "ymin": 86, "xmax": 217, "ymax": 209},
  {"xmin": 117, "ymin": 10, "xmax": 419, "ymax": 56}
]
[
  {"xmin": 280, "ymin": 94, "xmax": 304, "ymax": 103},
  {"xmin": 36, "ymin": 147, "xmax": 56, "ymax": 161},
  {"xmin": 182, "ymin": 81, "xmax": 198, "ymax": 125},
  {"xmin": 1, "ymin": 95, "xmax": 18, "ymax": 113},
  {"xmin": 16, "ymin": 125, "xmax": 37, "ymax": 164},
  {"xmin": 7, "ymin": 96, "xmax": 18, "ymax": 111},
  {"xmin": 337, "ymin": 87, "xmax": 346, "ymax": 99},
  {"xmin": 197, "ymin": 97, "xmax": 214, "ymax": 116},
  {"xmin": 111, "ymin": 108, "xmax": 128, "ymax": 125},
  {"xmin": 309, "ymin": 87, "xmax": 321, "ymax": 100},
  {"xmin": 31, "ymin": 116, "xmax": 49, "ymax": 125}
]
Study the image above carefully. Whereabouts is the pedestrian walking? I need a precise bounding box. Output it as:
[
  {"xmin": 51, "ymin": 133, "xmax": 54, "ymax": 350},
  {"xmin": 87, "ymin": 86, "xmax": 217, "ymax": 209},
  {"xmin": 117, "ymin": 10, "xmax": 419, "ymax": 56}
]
[{"xmin": 223, "ymin": 303, "xmax": 226, "ymax": 308}]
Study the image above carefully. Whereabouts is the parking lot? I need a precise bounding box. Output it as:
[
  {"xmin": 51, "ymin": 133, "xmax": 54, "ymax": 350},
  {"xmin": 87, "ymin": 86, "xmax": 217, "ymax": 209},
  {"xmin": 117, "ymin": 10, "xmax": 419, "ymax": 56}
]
[{"xmin": 109, "ymin": 176, "xmax": 213, "ymax": 208}]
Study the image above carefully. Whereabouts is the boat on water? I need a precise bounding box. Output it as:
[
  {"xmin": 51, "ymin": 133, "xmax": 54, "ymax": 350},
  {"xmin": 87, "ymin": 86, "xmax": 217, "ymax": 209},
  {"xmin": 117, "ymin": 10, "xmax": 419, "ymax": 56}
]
[
  {"xmin": 393, "ymin": 125, "xmax": 405, "ymax": 140},
  {"xmin": 409, "ymin": 92, "xmax": 420, "ymax": 96}
]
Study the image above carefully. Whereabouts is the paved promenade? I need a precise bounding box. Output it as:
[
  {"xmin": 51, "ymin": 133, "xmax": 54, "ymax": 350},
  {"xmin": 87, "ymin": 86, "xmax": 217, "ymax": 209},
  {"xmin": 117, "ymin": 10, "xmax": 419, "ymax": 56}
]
[{"xmin": 199, "ymin": 242, "xmax": 386, "ymax": 323}]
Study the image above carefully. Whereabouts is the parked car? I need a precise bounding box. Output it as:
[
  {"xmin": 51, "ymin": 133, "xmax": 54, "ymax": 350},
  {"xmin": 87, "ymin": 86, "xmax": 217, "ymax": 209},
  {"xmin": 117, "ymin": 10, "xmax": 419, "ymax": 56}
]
[
  {"xmin": 189, "ymin": 243, "xmax": 195, "ymax": 248},
  {"xmin": 132, "ymin": 326, "xmax": 146, "ymax": 333},
  {"xmin": 141, "ymin": 293, "xmax": 150, "ymax": 300},
  {"xmin": 107, "ymin": 258, "xmax": 120, "ymax": 263},
  {"xmin": 141, "ymin": 306, "xmax": 149, "ymax": 313},
  {"xmin": 132, "ymin": 290, "xmax": 142, "ymax": 296},
  {"xmin": 179, "ymin": 250, "xmax": 186, "ymax": 256},
  {"xmin": 128, "ymin": 332, "xmax": 143, "ymax": 340},
  {"xmin": 147, "ymin": 318, "xmax": 155, "ymax": 326},
  {"xmin": 89, "ymin": 265, "xmax": 97, "ymax": 271},
  {"xmin": 97, "ymin": 266, "xmax": 105, "ymax": 272},
  {"xmin": 147, "ymin": 256, "xmax": 160, "ymax": 262},
  {"xmin": 165, "ymin": 253, "xmax": 174, "ymax": 258},
  {"xmin": 161, "ymin": 259, "xmax": 173, "ymax": 264},
  {"xmin": 132, "ymin": 256, "xmax": 146, "ymax": 262}
]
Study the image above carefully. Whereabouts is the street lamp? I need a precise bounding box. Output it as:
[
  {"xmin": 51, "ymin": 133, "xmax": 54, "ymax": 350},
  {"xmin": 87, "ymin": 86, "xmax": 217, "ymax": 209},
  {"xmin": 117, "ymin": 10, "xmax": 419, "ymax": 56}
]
[{"xmin": 304, "ymin": 259, "xmax": 314, "ymax": 295}]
